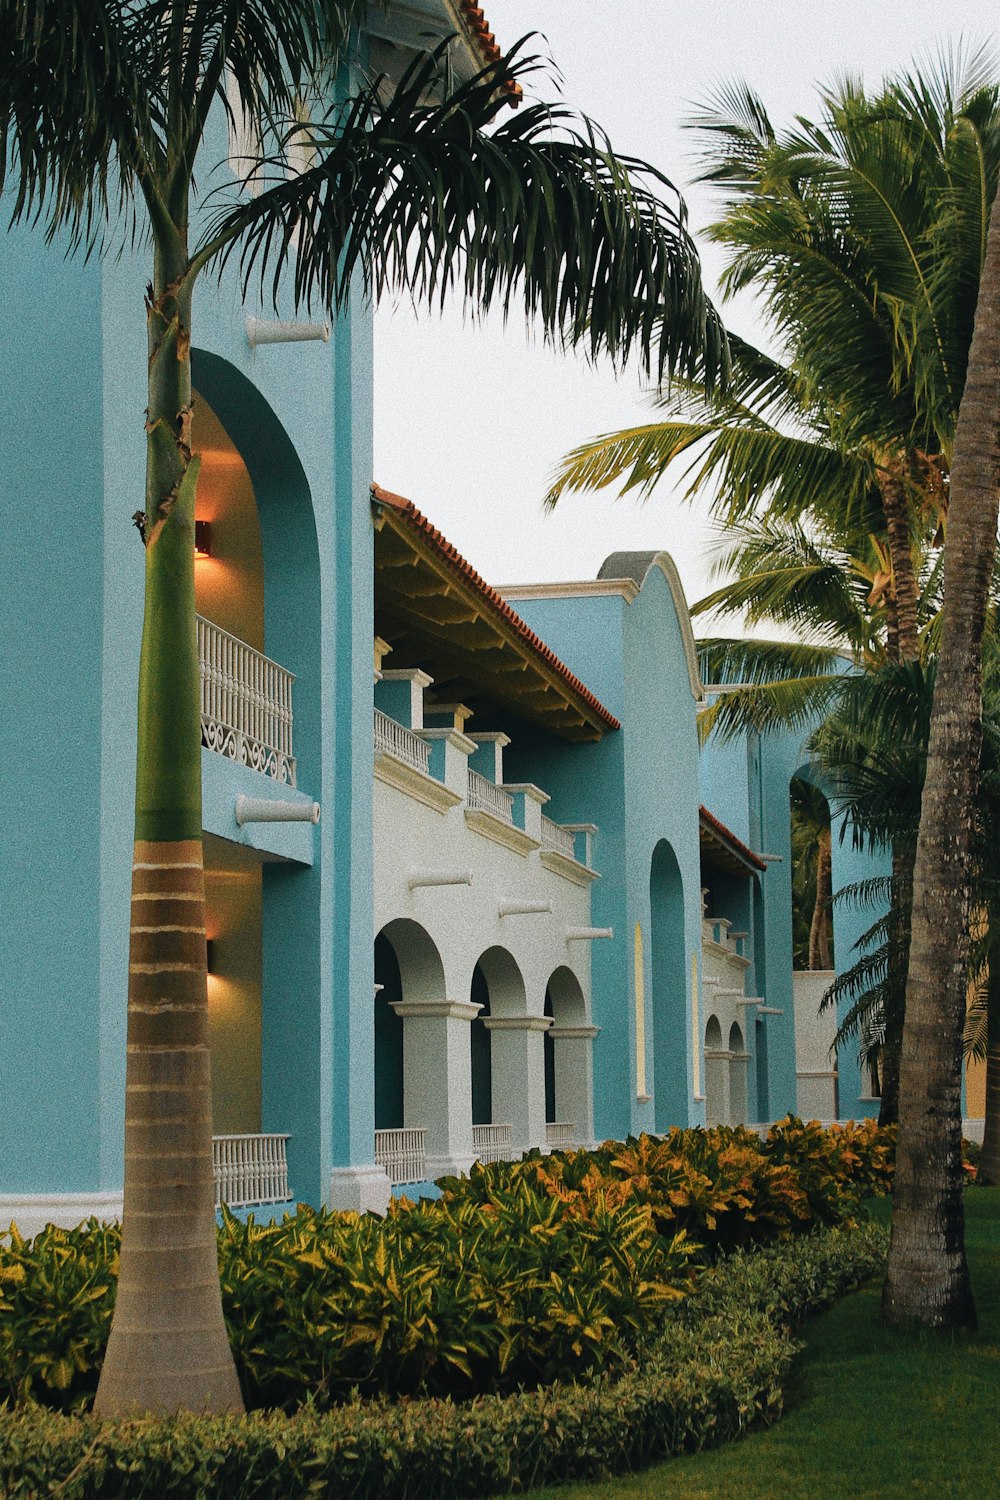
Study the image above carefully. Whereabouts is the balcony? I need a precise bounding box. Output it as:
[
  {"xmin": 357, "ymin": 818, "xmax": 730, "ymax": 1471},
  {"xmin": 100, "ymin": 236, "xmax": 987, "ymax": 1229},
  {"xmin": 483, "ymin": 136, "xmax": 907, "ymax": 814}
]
[
  {"xmin": 372, "ymin": 708, "xmax": 596, "ymax": 879},
  {"xmin": 198, "ymin": 614, "xmax": 296, "ymax": 786},
  {"xmin": 212, "ymin": 1132, "xmax": 292, "ymax": 1209}
]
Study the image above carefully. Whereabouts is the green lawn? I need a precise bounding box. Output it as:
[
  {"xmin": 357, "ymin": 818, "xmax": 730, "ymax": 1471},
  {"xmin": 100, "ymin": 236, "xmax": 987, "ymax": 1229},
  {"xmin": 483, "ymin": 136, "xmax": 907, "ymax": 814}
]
[{"xmin": 529, "ymin": 1190, "xmax": 1000, "ymax": 1500}]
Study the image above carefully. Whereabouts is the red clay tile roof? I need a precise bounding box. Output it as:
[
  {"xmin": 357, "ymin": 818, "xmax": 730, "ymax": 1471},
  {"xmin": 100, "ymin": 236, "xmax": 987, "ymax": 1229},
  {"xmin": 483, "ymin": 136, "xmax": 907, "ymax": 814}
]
[
  {"xmin": 371, "ymin": 483, "xmax": 620, "ymax": 732},
  {"xmin": 459, "ymin": 1, "xmax": 522, "ymax": 102},
  {"xmin": 699, "ymin": 805, "xmax": 768, "ymax": 873}
]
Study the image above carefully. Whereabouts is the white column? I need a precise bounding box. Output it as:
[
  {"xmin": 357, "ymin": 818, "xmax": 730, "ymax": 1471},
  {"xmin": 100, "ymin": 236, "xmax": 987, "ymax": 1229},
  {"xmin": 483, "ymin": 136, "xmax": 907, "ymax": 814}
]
[
  {"xmin": 548, "ymin": 1023, "xmax": 599, "ymax": 1147},
  {"xmin": 391, "ymin": 999, "xmax": 479, "ymax": 1178},
  {"xmin": 704, "ymin": 1049, "xmax": 731, "ymax": 1127},
  {"xmin": 483, "ymin": 1015, "xmax": 550, "ymax": 1156}
]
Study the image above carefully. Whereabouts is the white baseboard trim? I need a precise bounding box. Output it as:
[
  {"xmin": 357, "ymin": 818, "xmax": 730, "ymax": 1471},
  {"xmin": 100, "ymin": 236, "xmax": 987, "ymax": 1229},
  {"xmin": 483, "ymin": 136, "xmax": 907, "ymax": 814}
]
[{"xmin": 0, "ymin": 1192, "xmax": 123, "ymax": 1239}]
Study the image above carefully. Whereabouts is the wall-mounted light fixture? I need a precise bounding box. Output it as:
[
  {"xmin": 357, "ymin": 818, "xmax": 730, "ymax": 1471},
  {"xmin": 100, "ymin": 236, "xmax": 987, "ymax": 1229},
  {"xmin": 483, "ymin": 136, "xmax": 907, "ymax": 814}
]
[
  {"xmin": 205, "ymin": 937, "xmax": 216, "ymax": 974},
  {"xmin": 194, "ymin": 521, "xmax": 213, "ymax": 558}
]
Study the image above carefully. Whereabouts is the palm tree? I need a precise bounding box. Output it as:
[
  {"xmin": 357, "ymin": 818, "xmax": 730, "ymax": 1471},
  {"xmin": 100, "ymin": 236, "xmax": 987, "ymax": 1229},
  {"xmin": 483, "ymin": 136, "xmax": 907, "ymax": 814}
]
[
  {"xmin": 1, "ymin": 0, "xmax": 725, "ymax": 1413},
  {"xmin": 547, "ymin": 57, "xmax": 1000, "ymax": 1326},
  {"xmin": 882, "ymin": 179, "xmax": 1000, "ymax": 1330}
]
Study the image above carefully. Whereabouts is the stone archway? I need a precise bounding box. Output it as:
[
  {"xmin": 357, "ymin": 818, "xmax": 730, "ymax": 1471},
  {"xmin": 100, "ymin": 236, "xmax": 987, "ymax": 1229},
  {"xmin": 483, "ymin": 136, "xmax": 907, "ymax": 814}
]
[
  {"xmin": 473, "ymin": 946, "xmax": 543, "ymax": 1159},
  {"xmin": 704, "ymin": 1015, "xmax": 727, "ymax": 1126},
  {"xmin": 544, "ymin": 966, "xmax": 596, "ymax": 1149},
  {"xmin": 729, "ymin": 1020, "xmax": 748, "ymax": 1125}
]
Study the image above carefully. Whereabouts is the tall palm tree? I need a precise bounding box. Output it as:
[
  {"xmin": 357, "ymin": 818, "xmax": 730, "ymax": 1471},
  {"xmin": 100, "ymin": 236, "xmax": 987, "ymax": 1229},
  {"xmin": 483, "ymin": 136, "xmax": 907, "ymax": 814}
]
[
  {"xmin": 547, "ymin": 56, "xmax": 1000, "ymax": 1326},
  {"xmin": 1, "ymin": 0, "xmax": 725, "ymax": 1414},
  {"xmin": 882, "ymin": 179, "xmax": 1000, "ymax": 1330}
]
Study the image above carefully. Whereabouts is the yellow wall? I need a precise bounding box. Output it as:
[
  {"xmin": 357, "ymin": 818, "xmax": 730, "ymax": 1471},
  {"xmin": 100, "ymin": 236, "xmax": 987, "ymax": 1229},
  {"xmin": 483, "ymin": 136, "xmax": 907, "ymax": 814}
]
[
  {"xmin": 204, "ymin": 839, "xmax": 262, "ymax": 1133},
  {"xmin": 192, "ymin": 394, "xmax": 265, "ymax": 652}
]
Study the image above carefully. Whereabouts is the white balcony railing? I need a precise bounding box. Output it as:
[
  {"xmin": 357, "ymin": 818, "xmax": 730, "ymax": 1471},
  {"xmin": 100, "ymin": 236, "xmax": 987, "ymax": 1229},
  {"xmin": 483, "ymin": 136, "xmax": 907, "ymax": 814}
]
[
  {"xmin": 375, "ymin": 1127, "xmax": 428, "ymax": 1186},
  {"xmin": 467, "ymin": 770, "xmax": 514, "ymax": 824},
  {"xmin": 472, "ymin": 1122, "xmax": 513, "ymax": 1164},
  {"xmin": 374, "ymin": 709, "xmax": 431, "ymax": 775},
  {"xmin": 212, "ymin": 1133, "xmax": 292, "ymax": 1209},
  {"xmin": 541, "ymin": 815, "xmax": 577, "ymax": 860},
  {"xmin": 545, "ymin": 1121, "xmax": 577, "ymax": 1150},
  {"xmin": 198, "ymin": 615, "xmax": 296, "ymax": 786}
]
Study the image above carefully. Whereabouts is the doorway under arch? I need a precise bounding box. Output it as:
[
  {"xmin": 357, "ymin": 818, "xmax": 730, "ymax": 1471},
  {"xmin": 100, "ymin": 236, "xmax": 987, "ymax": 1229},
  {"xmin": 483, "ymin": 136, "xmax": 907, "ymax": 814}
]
[
  {"xmin": 543, "ymin": 965, "xmax": 593, "ymax": 1148},
  {"xmin": 650, "ymin": 839, "xmax": 688, "ymax": 1129}
]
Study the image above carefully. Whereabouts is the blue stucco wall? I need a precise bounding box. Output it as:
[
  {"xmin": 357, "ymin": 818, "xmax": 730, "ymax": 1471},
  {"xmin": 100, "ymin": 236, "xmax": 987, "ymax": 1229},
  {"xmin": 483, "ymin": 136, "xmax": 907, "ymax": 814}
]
[{"xmin": 509, "ymin": 562, "xmax": 706, "ymax": 1140}]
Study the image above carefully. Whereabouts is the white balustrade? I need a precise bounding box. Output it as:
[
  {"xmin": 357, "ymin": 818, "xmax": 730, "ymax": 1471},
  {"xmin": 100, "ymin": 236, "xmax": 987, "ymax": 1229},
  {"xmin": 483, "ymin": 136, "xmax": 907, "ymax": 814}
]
[
  {"xmin": 198, "ymin": 615, "xmax": 296, "ymax": 785},
  {"xmin": 545, "ymin": 1121, "xmax": 577, "ymax": 1150},
  {"xmin": 212, "ymin": 1133, "xmax": 292, "ymax": 1209},
  {"xmin": 375, "ymin": 1127, "xmax": 428, "ymax": 1186},
  {"xmin": 467, "ymin": 770, "xmax": 514, "ymax": 824},
  {"xmin": 374, "ymin": 709, "xmax": 431, "ymax": 775},
  {"xmin": 472, "ymin": 1122, "xmax": 513, "ymax": 1164},
  {"xmin": 541, "ymin": 815, "xmax": 577, "ymax": 860}
]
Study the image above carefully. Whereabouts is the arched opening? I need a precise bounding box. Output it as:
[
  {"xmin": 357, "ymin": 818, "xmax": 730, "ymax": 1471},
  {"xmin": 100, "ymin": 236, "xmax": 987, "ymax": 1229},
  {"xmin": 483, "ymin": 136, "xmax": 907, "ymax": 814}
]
[
  {"xmin": 704, "ymin": 1014, "xmax": 726, "ymax": 1126},
  {"xmin": 470, "ymin": 963, "xmax": 492, "ymax": 1126},
  {"xmin": 650, "ymin": 839, "xmax": 687, "ymax": 1130},
  {"xmin": 187, "ymin": 353, "xmax": 324, "ymax": 1203},
  {"xmin": 729, "ymin": 1021, "xmax": 748, "ymax": 1125},
  {"xmin": 374, "ymin": 933, "xmax": 404, "ymax": 1131},
  {"xmin": 789, "ymin": 769, "xmax": 841, "ymax": 1124},
  {"xmin": 373, "ymin": 920, "xmax": 447, "ymax": 1186},
  {"xmin": 471, "ymin": 946, "xmax": 538, "ymax": 1160},
  {"xmin": 543, "ymin": 966, "xmax": 593, "ymax": 1149},
  {"xmin": 789, "ymin": 777, "xmax": 835, "ymax": 971}
]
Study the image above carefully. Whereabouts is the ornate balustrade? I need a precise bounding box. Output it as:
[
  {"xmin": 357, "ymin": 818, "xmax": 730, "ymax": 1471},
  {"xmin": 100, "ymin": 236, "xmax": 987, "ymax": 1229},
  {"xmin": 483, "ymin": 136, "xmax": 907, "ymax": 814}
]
[
  {"xmin": 545, "ymin": 1121, "xmax": 577, "ymax": 1150},
  {"xmin": 471, "ymin": 1122, "xmax": 513, "ymax": 1164},
  {"xmin": 540, "ymin": 815, "xmax": 576, "ymax": 860},
  {"xmin": 374, "ymin": 1126, "xmax": 428, "ymax": 1186},
  {"xmin": 467, "ymin": 770, "xmax": 514, "ymax": 824},
  {"xmin": 212, "ymin": 1133, "xmax": 292, "ymax": 1209},
  {"xmin": 374, "ymin": 709, "xmax": 431, "ymax": 775},
  {"xmin": 198, "ymin": 615, "xmax": 296, "ymax": 785}
]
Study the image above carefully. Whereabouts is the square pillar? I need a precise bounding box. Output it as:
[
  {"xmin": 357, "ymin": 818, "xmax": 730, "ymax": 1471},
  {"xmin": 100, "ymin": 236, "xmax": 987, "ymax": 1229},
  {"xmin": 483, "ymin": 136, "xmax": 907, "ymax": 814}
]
[
  {"xmin": 548, "ymin": 1023, "xmax": 599, "ymax": 1148},
  {"xmin": 392, "ymin": 999, "xmax": 479, "ymax": 1178},
  {"xmin": 483, "ymin": 1016, "xmax": 550, "ymax": 1156}
]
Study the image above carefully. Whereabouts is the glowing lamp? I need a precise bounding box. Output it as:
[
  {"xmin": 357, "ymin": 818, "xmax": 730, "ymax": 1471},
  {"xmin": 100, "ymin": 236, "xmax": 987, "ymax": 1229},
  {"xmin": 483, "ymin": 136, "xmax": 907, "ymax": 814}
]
[{"xmin": 194, "ymin": 521, "xmax": 213, "ymax": 558}]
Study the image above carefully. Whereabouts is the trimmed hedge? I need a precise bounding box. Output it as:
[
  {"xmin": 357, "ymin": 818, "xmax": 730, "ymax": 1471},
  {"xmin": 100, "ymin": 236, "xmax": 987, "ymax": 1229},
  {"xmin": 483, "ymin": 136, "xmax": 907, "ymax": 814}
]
[{"xmin": 0, "ymin": 1221, "xmax": 888, "ymax": 1499}]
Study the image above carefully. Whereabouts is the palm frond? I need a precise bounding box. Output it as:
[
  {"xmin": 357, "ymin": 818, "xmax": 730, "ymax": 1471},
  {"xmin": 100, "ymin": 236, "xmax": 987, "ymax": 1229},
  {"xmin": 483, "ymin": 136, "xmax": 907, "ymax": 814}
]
[{"xmin": 205, "ymin": 42, "xmax": 727, "ymax": 384}]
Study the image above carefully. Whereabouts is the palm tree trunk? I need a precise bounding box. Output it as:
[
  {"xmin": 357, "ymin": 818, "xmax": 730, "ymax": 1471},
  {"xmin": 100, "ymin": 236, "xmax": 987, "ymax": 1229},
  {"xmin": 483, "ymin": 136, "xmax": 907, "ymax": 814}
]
[
  {"xmin": 94, "ymin": 233, "xmax": 243, "ymax": 1415},
  {"xmin": 977, "ymin": 934, "xmax": 1000, "ymax": 1185},
  {"xmin": 878, "ymin": 842, "xmax": 915, "ymax": 1128},
  {"xmin": 809, "ymin": 826, "xmax": 833, "ymax": 970},
  {"xmin": 879, "ymin": 464, "xmax": 920, "ymax": 664},
  {"xmin": 882, "ymin": 184, "xmax": 1000, "ymax": 1332}
]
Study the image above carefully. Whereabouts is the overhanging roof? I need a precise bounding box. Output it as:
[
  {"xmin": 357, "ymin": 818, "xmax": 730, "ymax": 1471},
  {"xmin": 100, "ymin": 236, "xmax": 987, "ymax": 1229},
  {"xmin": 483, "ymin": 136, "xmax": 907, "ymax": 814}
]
[
  {"xmin": 699, "ymin": 805, "xmax": 767, "ymax": 876},
  {"xmin": 372, "ymin": 485, "xmax": 619, "ymax": 742}
]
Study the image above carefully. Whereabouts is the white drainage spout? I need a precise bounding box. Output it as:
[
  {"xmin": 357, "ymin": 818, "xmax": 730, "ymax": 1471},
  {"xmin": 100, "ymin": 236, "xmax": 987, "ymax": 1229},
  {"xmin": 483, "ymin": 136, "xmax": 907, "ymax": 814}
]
[
  {"xmin": 408, "ymin": 867, "xmax": 473, "ymax": 890},
  {"xmin": 247, "ymin": 317, "xmax": 331, "ymax": 346},
  {"xmin": 565, "ymin": 926, "xmax": 614, "ymax": 941},
  {"xmin": 235, "ymin": 795, "xmax": 321, "ymax": 826},
  {"xmin": 499, "ymin": 900, "xmax": 553, "ymax": 917}
]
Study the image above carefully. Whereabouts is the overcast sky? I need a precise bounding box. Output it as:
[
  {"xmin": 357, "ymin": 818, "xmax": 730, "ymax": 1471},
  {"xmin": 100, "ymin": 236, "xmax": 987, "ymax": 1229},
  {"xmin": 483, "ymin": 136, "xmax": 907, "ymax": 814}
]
[{"xmin": 374, "ymin": 1, "xmax": 994, "ymax": 612}]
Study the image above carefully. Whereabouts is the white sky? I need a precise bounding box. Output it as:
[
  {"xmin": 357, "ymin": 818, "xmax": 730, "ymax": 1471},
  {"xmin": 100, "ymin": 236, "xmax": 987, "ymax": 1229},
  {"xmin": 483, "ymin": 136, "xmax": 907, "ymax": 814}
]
[{"xmin": 374, "ymin": 1, "xmax": 994, "ymax": 611}]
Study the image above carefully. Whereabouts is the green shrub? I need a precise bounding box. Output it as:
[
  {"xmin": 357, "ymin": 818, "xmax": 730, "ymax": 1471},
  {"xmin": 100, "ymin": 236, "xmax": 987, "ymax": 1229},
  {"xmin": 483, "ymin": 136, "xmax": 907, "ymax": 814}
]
[
  {"xmin": 0, "ymin": 1117, "xmax": 895, "ymax": 1414},
  {"xmin": 0, "ymin": 1223, "xmax": 888, "ymax": 1500}
]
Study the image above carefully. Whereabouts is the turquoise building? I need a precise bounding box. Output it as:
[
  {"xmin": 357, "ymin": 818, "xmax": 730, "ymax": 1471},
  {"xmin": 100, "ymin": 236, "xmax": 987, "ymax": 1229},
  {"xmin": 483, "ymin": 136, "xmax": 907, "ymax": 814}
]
[{"xmin": 0, "ymin": 3, "xmax": 889, "ymax": 1234}]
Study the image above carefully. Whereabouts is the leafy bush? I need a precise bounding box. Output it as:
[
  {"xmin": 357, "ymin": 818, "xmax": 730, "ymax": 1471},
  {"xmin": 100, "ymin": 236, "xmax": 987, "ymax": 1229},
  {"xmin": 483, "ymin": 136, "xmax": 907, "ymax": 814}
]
[
  {"xmin": 1, "ymin": 1184, "xmax": 693, "ymax": 1412},
  {"xmin": 0, "ymin": 1222, "xmax": 888, "ymax": 1500},
  {"xmin": 440, "ymin": 1116, "xmax": 897, "ymax": 1251},
  {"xmin": 0, "ymin": 1117, "xmax": 895, "ymax": 1414}
]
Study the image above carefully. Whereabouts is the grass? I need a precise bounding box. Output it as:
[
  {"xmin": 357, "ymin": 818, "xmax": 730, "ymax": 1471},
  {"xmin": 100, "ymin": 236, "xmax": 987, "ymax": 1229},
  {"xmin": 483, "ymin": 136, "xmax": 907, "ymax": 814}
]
[{"xmin": 529, "ymin": 1189, "xmax": 1000, "ymax": 1500}]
